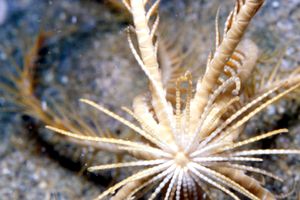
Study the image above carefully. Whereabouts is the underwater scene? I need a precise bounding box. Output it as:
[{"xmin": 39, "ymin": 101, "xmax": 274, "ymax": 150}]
[{"xmin": 0, "ymin": 0, "xmax": 300, "ymax": 199}]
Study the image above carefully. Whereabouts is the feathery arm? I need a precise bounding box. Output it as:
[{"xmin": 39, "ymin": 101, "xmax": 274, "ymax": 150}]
[{"xmin": 191, "ymin": 0, "xmax": 264, "ymax": 122}]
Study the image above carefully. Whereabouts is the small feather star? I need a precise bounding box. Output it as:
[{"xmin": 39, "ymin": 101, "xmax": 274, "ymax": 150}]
[{"xmin": 47, "ymin": 0, "xmax": 300, "ymax": 199}]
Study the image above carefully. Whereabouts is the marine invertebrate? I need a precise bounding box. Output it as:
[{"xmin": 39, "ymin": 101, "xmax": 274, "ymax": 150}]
[{"xmin": 46, "ymin": 0, "xmax": 300, "ymax": 199}]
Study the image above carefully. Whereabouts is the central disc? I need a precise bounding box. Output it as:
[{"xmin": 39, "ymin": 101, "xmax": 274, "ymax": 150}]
[{"xmin": 175, "ymin": 152, "xmax": 189, "ymax": 167}]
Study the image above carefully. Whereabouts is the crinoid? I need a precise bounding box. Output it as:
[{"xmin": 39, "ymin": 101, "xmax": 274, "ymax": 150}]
[{"xmin": 47, "ymin": 0, "xmax": 300, "ymax": 199}]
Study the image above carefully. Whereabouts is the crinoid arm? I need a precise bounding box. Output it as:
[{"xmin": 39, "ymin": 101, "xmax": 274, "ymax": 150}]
[
  {"xmin": 126, "ymin": 0, "xmax": 177, "ymax": 145},
  {"xmin": 190, "ymin": 0, "xmax": 264, "ymax": 126}
]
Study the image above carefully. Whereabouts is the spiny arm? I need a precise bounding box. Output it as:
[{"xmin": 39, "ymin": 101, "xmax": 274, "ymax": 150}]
[
  {"xmin": 191, "ymin": 0, "xmax": 264, "ymax": 124},
  {"xmin": 125, "ymin": 0, "xmax": 176, "ymax": 140}
]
